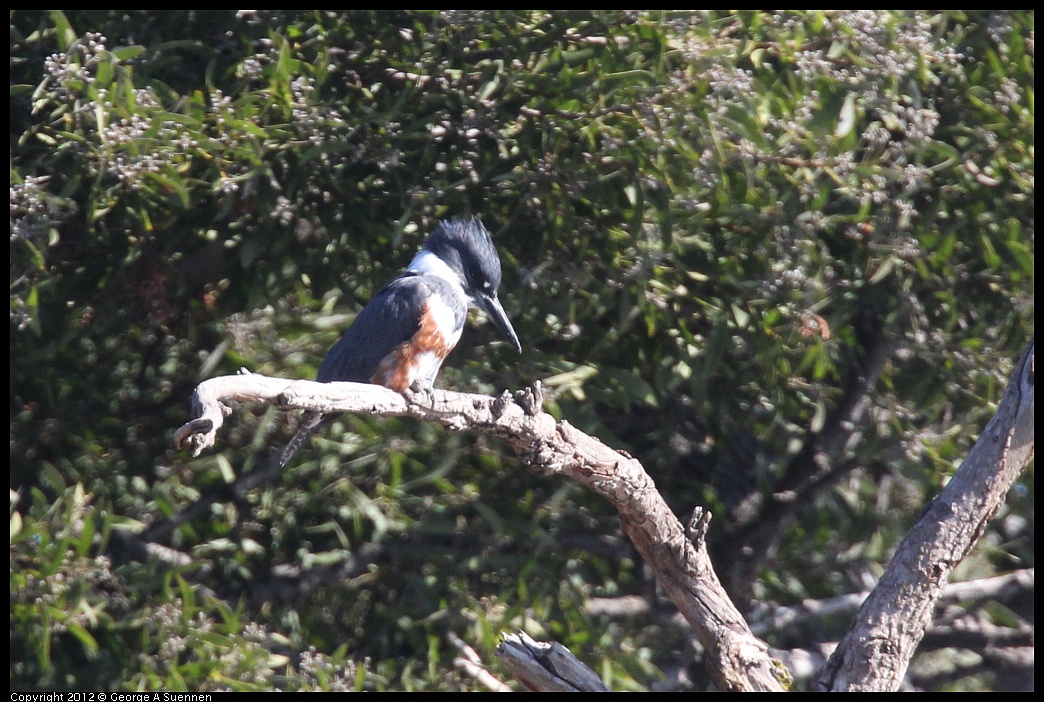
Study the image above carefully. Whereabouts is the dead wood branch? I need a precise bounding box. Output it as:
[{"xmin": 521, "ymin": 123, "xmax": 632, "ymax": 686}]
[
  {"xmin": 812, "ymin": 338, "xmax": 1034, "ymax": 691},
  {"xmin": 175, "ymin": 374, "xmax": 789, "ymax": 691},
  {"xmin": 496, "ymin": 631, "xmax": 610, "ymax": 692}
]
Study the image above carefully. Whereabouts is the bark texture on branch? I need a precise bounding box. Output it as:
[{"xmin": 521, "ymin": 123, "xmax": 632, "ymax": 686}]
[
  {"xmin": 496, "ymin": 631, "xmax": 611, "ymax": 692},
  {"xmin": 175, "ymin": 337, "xmax": 1032, "ymax": 691},
  {"xmin": 175, "ymin": 375, "xmax": 789, "ymax": 691},
  {"xmin": 812, "ymin": 338, "xmax": 1034, "ymax": 691}
]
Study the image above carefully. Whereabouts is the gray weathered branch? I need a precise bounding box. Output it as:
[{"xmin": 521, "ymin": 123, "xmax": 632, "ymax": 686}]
[
  {"xmin": 175, "ymin": 336, "xmax": 1032, "ymax": 691},
  {"xmin": 811, "ymin": 338, "xmax": 1034, "ymax": 691},
  {"xmin": 496, "ymin": 631, "xmax": 610, "ymax": 692},
  {"xmin": 175, "ymin": 374, "xmax": 789, "ymax": 692}
]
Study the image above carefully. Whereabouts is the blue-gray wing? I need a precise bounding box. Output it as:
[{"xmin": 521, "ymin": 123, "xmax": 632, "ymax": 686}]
[{"xmin": 316, "ymin": 274, "xmax": 427, "ymax": 383}]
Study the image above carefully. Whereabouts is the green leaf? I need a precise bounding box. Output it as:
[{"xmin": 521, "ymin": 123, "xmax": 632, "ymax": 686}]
[
  {"xmin": 113, "ymin": 45, "xmax": 147, "ymax": 61},
  {"xmin": 65, "ymin": 622, "xmax": 99, "ymax": 655},
  {"xmin": 94, "ymin": 58, "xmax": 114, "ymax": 89},
  {"xmin": 869, "ymin": 256, "xmax": 898, "ymax": 283},
  {"xmin": 49, "ymin": 10, "xmax": 77, "ymax": 52}
]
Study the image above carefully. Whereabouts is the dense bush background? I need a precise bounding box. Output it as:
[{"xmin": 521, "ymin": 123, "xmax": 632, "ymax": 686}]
[{"xmin": 11, "ymin": 11, "xmax": 1033, "ymax": 691}]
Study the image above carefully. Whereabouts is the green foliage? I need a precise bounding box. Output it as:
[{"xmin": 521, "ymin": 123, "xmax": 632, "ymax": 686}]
[
  {"xmin": 11, "ymin": 10, "xmax": 1033, "ymax": 691},
  {"xmin": 11, "ymin": 486, "xmax": 366, "ymax": 691}
]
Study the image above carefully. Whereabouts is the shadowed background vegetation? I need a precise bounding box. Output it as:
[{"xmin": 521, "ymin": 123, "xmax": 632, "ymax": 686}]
[{"xmin": 11, "ymin": 10, "xmax": 1033, "ymax": 691}]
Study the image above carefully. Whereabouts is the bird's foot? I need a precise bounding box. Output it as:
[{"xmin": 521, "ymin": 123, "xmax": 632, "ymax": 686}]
[{"xmin": 407, "ymin": 380, "xmax": 437, "ymax": 409}]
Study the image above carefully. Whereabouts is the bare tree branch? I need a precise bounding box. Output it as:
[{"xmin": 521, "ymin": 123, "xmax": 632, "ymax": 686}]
[
  {"xmin": 811, "ymin": 338, "xmax": 1034, "ymax": 691},
  {"xmin": 175, "ymin": 375, "xmax": 789, "ymax": 691},
  {"xmin": 448, "ymin": 631, "xmax": 513, "ymax": 692},
  {"xmin": 920, "ymin": 614, "xmax": 1033, "ymax": 652},
  {"xmin": 748, "ymin": 568, "xmax": 1034, "ymax": 637},
  {"xmin": 174, "ymin": 337, "xmax": 1031, "ymax": 691},
  {"xmin": 496, "ymin": 631, "xmax": 610, "ymax": 692},
  {"xmin": 583, "ymin": 568, "xmax": 1033, "ymax": 688}
]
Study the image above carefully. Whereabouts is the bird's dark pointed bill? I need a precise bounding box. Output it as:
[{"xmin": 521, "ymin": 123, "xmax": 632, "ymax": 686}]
[{"xmin": 480, "ymin": 293, "xmax": 522, "ymax": 352}]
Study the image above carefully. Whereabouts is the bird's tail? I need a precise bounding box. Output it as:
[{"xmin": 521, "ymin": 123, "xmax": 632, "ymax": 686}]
[{"xmin": 279, "ymin": 411, "xmax": 325, "ymax": 468}]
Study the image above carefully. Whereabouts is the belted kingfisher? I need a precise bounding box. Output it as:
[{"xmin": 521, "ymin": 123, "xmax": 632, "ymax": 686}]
[{"xmin": 279, "ymin": 217, "xmax": 521, "ymax": 467}]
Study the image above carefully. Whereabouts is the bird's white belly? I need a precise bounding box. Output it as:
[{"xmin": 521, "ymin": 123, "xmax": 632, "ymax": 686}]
[{"xmin": 413, "ymin": 293, "xmax": 464, "ymax": 385}]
